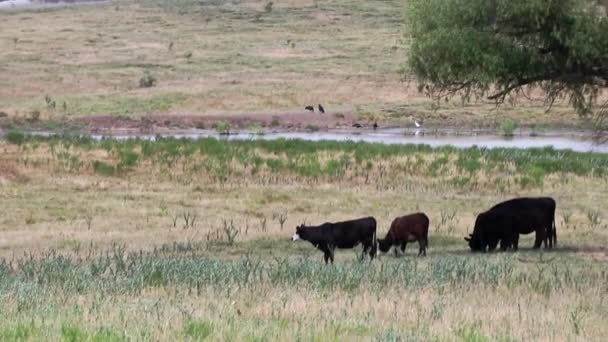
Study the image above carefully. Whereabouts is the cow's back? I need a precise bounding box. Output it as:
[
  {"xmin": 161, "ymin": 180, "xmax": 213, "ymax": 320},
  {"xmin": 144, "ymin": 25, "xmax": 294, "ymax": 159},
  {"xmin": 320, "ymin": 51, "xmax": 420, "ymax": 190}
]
[
  {"xmin": 489, "ymin": 197, "xmax": 555, "ymax": 233},
  {"xmin": 389, "ymin": 213, "xmax": 429, "ymax": 241},
  {"xmin": 329, "ymin": 217, "xmax": 376, "ymax": 247}
]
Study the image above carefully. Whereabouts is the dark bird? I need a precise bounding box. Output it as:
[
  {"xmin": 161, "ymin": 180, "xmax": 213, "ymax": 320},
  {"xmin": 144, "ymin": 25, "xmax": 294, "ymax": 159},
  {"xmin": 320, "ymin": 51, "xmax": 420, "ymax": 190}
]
[
  {"xmin": 305, "ymin": 105, "xmax": 314, "ymax": 112},
  {"xmin": 352, "ymin": 123, "xmax": 362, "ymax": 128},
  {"xmin": 318, "ymin": 104, "xmax": 325, "ymax": 114},
  {"xmin": 373, "ymin": 121, "xmax": 378, "ymax": 130}
]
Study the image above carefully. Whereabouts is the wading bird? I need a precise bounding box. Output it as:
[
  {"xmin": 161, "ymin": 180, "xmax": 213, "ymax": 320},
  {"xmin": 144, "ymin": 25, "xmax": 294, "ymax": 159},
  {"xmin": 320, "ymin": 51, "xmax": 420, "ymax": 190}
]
[{"xmin": 318, "ymin": 104, "xmax": 325, "ymax": 114}]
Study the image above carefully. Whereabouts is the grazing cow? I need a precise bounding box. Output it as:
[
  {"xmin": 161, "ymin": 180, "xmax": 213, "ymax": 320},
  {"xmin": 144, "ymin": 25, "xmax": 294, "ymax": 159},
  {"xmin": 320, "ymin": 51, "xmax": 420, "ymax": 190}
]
[
  {"xmin": 489, "ymin": 197, "xmax": 557, "ymax": 248},
  {"xmin": 318, "ymin": 104, "xmax": 325, "ymax": 114},
  {"xmin": 292, "ymin": 217, "xmax": 377, "ymax": 264},
  {"xmin": 378, "ymin": 213, "xmax": 429, "ymax": 256},
  {"xmin": 465, "ymin": 197, "xmax": 557, "ymax": 251},
  {"xmin": 465, "ymin": 211, "xmax": 522, "ymax": 252},
  {"xmin": 305, "ymin": 105, "xmax": 314, "ymax": 112}
]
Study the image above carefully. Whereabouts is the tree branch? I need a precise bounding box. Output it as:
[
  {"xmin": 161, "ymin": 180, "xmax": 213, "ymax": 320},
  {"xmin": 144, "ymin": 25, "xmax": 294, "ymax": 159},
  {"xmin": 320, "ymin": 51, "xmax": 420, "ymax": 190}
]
[{"xmin": 487, "ymin": 75, "xmax": 556, "ymax": 100}]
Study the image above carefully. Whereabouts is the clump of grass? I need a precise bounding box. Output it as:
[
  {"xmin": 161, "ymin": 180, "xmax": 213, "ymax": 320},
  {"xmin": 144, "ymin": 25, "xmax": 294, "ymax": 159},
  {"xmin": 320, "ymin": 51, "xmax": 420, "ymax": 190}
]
[
  {"xmin": 585, "ymin": 209, "xmax": 602, "ymax": 228},
  {"xmin": 214, "ymin": 121, "xmax": 231, "ymax": 135},
  {"xmin": 561, "ymin": 210, "xmax": 572, "ymax": 227},
  {"xmin": 500, "ymin": 118, "xmax": 518, "ymax": 137},
  {"xmin": 139, "ymin": 70, "xmax": 157, "ymax": 88},
  {"xmin": 183, "ymin": 320, "xmax": 213, "ymax": 340}
]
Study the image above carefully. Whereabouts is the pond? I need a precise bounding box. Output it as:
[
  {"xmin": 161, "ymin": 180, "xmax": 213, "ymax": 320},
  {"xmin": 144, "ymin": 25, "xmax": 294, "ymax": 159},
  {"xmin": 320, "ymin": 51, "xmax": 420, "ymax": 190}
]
[{"xmin": 82, "ymin": 128, "xmax": 608, "ymax": 153}]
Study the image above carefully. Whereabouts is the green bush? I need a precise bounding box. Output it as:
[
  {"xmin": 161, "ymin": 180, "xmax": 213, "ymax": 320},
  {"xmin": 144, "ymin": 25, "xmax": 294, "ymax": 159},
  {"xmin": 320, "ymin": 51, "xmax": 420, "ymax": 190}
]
[
  {"xmin": 4, "ymin": 129, "xmax": 26, "ymax": 145},
  {"xmin": 500, "ymin": 119, "xmax": 518, "ymax": 137}
]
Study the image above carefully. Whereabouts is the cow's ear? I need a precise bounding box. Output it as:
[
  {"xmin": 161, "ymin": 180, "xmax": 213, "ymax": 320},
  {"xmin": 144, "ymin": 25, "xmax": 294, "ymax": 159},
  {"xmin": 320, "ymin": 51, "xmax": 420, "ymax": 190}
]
[{"xmin": 464, "ymin": 237, "xmax": 471, "ymax": 242}]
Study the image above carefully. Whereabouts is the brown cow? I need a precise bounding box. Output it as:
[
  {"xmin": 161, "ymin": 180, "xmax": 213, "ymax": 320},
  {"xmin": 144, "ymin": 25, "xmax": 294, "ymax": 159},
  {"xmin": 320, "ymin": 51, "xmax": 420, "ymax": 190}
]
[{"xmin": 378, "ymin": 213, "xmax": 429, "ymax": 256}]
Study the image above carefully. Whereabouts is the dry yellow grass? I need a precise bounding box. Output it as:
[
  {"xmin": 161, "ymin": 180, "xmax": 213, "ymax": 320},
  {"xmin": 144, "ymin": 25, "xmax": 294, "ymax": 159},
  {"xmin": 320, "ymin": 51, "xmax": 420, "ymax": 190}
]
[
  {"xmin": 0, "ymin": 0, "xmax": 590, "ymax": 129},
  {"xmin": 0, "ymin": 138, "xmax": 607, "ymax": 340}
]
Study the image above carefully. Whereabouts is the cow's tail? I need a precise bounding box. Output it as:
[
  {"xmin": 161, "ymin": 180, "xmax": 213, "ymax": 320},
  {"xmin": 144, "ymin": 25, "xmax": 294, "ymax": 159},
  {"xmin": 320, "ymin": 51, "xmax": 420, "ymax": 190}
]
[
  {"xmin": 552, "ymin": 217, "xmax": 557, "ymax": 247},
  {"xmin": 371, "ymin": 230, "xmax": 378, "ymax": 258}
]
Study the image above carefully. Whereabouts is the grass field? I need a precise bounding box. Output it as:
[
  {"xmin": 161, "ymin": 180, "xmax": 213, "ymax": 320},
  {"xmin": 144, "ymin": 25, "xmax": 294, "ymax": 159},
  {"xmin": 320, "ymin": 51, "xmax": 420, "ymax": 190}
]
[
  {"xmin": 0, "ymin": 134, "xmax": 607, "ymax": 340},
  {"xmin": 1, "ymin": 0, "xmax": 608, "ymax": 340},
  {"xmin": 0, "ymin": 0, "xmax": 590, "ymax": 130}
]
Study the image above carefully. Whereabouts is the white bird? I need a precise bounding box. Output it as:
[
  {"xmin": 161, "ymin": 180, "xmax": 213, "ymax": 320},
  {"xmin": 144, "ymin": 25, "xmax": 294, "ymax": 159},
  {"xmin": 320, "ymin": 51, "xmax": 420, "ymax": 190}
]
[{"xmin": 414, "ymin": 119, "xmax": 422, "ymax": 128}]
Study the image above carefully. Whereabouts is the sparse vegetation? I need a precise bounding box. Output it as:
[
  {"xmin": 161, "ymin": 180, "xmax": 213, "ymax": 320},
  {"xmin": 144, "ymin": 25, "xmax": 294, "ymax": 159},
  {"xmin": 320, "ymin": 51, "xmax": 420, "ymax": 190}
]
[
  {"xmin": 139, "ymin": 70, "xmax": 157, "ymax": 88},
  {"xmin": 0, "ymin": 135, "xmax": 606, "ymax": 339},
  {"xmin": 0, "ymin": 0, "xmax": 591, "ymax": 128}
]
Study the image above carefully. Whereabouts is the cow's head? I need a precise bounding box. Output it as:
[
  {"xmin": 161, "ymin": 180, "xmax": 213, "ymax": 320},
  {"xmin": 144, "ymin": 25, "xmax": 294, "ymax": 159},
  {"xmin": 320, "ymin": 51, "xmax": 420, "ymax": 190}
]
[
  {"xmin": 464, "ymin": 233, "xmax": 483, "ymax": 251},
  {"xmin": 377, "ymin": 238, "xmax": 392, "ymax": 253},
  {"xmin": 465, "ymin": 214, "xmax": 486, "ymax": 252},
  {"xmin": 292, "ymin": 225, "xmax": 305, "ymax": 241}
]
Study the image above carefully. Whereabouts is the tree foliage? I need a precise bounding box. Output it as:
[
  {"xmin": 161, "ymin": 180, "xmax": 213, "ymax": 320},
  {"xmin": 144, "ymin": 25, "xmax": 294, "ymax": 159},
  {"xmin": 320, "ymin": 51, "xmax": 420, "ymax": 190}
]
[{"xmin": 406, "ymin": 0, "xmax": 608, "ymax": 116}]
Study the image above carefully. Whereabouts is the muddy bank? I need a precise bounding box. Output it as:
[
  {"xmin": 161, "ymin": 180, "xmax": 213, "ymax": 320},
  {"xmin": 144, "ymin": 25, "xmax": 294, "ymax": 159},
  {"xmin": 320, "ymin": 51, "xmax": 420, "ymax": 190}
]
[{"xmin": 74, "ymin": 111, "xmax": 364, "ymax": 134}]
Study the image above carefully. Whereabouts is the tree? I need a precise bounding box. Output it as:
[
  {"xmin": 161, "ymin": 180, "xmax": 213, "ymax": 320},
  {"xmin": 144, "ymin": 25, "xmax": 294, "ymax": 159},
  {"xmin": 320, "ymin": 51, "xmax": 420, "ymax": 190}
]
[{"xmin": 406, "ymin": 0, "xmax": 608, "ymax": 119}]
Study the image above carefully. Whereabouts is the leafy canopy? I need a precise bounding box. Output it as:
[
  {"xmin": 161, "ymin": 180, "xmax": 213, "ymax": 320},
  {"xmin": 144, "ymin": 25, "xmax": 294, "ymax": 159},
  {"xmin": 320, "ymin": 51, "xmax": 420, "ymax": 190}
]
[{"xmin": 406, "ymin": 0, "xmax": 608, "ymax": 115}]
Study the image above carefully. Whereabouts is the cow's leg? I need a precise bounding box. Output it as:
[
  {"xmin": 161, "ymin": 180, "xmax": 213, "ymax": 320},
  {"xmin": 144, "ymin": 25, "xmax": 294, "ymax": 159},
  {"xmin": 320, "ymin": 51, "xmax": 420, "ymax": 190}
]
[
  {"xmin": 533, "ymin": 228, "xmax": 545, "ymax": 249},
  {"xmin": 499, "ymin": 236, "xmax": 511, "ymax": 251},
  {"xmin": 362, "ymin": 238, "xmax": 375, "ymax": 260},
  {"xmin": 319, "ymin": 244, "xmax": 333, "ymax": 264},
  {"xmin": 418, "ymin": 239, "xmax": 425, "ymax": 256},
  {"xmin": 400, "ymin": 241, "xmax": 407, "ymax": 256},
  {"xmin": 369, "ymin": 238, "xmax": 377, "ymax": 260},
  {"xmin": 513, "ymin": 234, "xmax": 519, "ymax": 251},
  {"xmin": 487, "ymin": 238, "xmax": 499, "ymax": 252}
]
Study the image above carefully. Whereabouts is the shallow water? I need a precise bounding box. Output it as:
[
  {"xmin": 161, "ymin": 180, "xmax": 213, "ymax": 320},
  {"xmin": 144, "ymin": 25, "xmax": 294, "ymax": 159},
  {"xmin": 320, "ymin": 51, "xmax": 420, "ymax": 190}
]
[
  {"xmin": 80, "ymin": 128, "xmax": 608, "ymax": 153},
  {"xmin": 4, "ymin": 127, "xmax": 606, "ymax": 153},
  {"xmin": 0, "ymin": 0, "xmax": 105, "ymax": 10}
]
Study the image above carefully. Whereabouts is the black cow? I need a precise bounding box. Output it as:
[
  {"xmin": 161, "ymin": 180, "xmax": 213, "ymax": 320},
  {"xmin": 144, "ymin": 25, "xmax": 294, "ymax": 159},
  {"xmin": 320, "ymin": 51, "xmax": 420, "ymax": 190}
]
[
  {"xmin": 489, "ymin": 197, "xmax": 557, "ymax": 248},
  {"xmin": 378, "ymin": 212, "xmax": 429, "ymax": 256},
  {"xmin": 292, "ymin": 217, "xmax": 377, "ymax": 263},
  {"xmin": 465, "ymin": 211, "xmax": 522, "ymax": 252},
  {"xmin": 465, "ymin": 197, "xmax": 557, "ymax": 251}
]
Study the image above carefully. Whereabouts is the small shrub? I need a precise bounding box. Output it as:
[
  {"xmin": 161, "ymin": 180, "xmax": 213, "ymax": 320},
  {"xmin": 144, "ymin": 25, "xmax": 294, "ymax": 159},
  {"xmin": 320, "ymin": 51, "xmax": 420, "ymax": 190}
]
[
  {"xmin": 500, "ymin": 118, "xmax": 518, "ymax": 137},
  {"xmin": 561, "ymin": 210, "xmax": 572, "ymax": 227},
  {"xmin": 586, "ymin": 209, "xmax": 601, "ymax": 227},
  {"xmin": 305, "ymin": 124, "xmax": 320, "ymax": 132},
  {"xmin": 139, "ymin": 70, "xmax": 157, "ymax": 88},
  {"xmin": 264, "ymin": 1, "xmax": 273, "ymax": 13},
  {"xmin": 0, "ymin": 111, "xmax": 8, "ymax": 118},
  {"xmin": 92, "ymin": 161, "xmax": 116, "ymax": 177},
  {"xmin": 27, "ymin": 110, "xmax": 41, "ymax": 123},
  {"xmin": 45, "ymin": 95, "xmax": 56, "ymax": 110},
  {"xmin": 214, "ymin": 121, "xmax": 231, "ymax": 135},
  {"xmin": 5, "ymin": 129, "xmax": 26, "ymax": 145}
]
